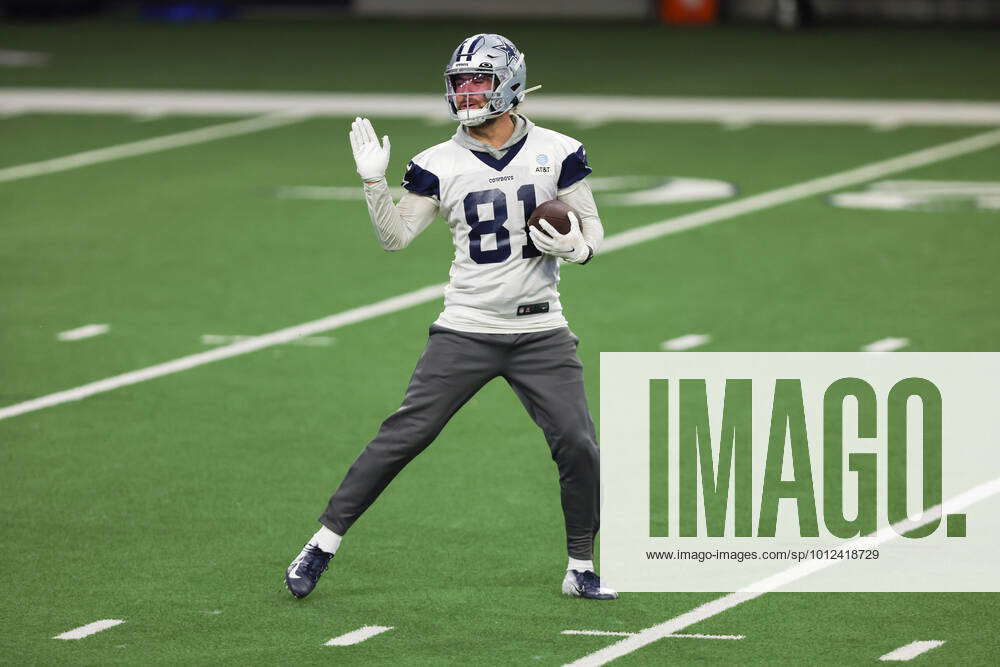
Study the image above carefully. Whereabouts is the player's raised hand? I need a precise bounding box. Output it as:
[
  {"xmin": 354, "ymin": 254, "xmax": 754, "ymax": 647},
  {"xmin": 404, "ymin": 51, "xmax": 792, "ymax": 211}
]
[
  {"xmin": 529, "ymin": 211, "xmax": 590, "ymax": 264},
  {"xmin": 349, "ymin": 117, "xmax": 391, "ymax": 182}
]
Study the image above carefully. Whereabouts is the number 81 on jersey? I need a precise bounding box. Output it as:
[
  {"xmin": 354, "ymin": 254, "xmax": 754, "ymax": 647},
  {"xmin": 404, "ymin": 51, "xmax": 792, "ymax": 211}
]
[{"xmin": 463, "ymin": 184, "xmax": 541, "ymax": 264}]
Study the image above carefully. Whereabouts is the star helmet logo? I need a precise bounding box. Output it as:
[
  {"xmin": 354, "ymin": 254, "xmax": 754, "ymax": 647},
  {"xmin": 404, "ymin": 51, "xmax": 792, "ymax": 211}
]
[{"xmin": 494, "ymin": 40, "xmax": 518, "ymax": 65}]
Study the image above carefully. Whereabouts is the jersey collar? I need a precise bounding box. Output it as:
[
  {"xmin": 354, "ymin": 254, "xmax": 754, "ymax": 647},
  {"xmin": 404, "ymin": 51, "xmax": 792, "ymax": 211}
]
[
  {"xmin": 468, "ymin": 134, "xmax": 528, "ymax": 172},
  {"xmin": 452, "ymin": 114, "xmax": 534, "ymax": 171}
]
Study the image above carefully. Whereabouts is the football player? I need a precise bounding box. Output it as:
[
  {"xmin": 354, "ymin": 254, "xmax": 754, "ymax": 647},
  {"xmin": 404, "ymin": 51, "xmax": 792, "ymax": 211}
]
[{"xmin": 285, "ymin": 33, "xmax": 616, "ymax": 601}]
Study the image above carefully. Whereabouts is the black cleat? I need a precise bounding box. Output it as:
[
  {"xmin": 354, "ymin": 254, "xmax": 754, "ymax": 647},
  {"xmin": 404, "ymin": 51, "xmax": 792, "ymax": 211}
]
[
  {"xmin": 285, "ymin": 544, "xmax": 333, "ymax": 599},
  {"xmin": 562, "ymin": 569, "xmax": 619, "ymax": 600}
]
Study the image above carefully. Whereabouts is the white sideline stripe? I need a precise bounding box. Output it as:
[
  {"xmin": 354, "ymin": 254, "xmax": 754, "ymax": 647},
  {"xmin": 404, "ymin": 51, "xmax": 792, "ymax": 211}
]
[
  {"xmin": 57, "ymin": 323, "xmax": 109, "ymax": 341},
  {"xmin": 5, "ymin": 89, "xmax": 1000, "ymax": 126},
  {"xmin": 864, "ymin": 337, "xmax": 910, "ymax": 352},
  {"xmin": 660, "ymin": 334, "xmax": 710, "ymax": 351},
  {"xmin": 0, "ymin": 113, "xmax": 304, "ymax": 184},
  {"xmin": 3, "ymin": 128, "xmax": 1000, "ymax": 422},
  {"xmin": 562, "ymin": 630, "xmax": 742, "ymax": 640},
  {"xmin": 0, "ymin": 284, "xmax": 445, "ymax": 421},
  {"xmin": 566, "ymin": 478, "xmax": 1000, "ymax": 666},
  {"xmin": 54, "ymin": 619, "xmax": 125, "ymax": 640},
  {"xmin": 324, "ymin": 625, "xmax": 393, "ymax": 646},
  {"xmin": 880, "ymin": 640, "xmax": 946, "ymax": 661}
]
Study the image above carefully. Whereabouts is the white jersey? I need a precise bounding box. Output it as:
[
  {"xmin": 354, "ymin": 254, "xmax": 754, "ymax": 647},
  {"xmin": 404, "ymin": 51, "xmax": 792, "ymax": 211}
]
[{"xmin": 402, "ymin": 126, "xmax": 592, "ymax": 334}]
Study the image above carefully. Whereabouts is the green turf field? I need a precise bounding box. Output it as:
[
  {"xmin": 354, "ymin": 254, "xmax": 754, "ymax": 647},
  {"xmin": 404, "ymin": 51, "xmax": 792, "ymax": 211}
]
[{"xmin": 1, "ymin": 18, "xmax": 999, "ymax": 665}]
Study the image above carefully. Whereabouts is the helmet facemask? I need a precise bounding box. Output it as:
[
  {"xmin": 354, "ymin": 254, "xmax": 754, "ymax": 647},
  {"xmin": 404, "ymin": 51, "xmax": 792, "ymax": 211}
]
[{"xmin": 445, "ymin": 71, "xmax": 501, "ymax": 127}]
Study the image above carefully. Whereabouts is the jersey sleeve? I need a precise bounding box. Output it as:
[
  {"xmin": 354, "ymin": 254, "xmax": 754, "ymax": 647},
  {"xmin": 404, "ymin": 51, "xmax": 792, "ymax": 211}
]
[
  {"xmin": 401, "ymin": 159, "xmax": 440, "ymax": 199},
  {"xmin": 557, "ymin": 144, "xmax": 592, "ymax": 189}
]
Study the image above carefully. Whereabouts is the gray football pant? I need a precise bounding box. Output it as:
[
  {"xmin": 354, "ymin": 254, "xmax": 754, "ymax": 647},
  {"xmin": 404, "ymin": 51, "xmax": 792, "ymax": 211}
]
[{"xmin": 319, "ymin": 324, "xmax": 600, "ymax": 560}]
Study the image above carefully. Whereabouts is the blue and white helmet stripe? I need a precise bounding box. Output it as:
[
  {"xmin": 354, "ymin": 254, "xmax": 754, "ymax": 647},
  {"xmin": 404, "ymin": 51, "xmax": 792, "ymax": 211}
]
[
  {"xmin": 453, "ymin": 35, "xmax": 486, "ymax": 63},
  {"xmin": 444, "ymin": 33, "xmax": 528, "ymax": 127}
]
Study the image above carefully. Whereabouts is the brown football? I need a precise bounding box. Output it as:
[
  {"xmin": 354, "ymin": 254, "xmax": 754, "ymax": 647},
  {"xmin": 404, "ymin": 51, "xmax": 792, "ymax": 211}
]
[{"xmin": 527, "ymin": 199, "xmax": 575, "ymax": 237}]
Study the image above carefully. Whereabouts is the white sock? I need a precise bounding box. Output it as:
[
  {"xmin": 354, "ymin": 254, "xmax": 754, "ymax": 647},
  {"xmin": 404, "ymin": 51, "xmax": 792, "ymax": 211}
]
[
  {"xmin": 567, "ymin": 557, "xmax": 594, "ymax": 572},
  {"xmin": 309, "ymin": 526, "xmax": 343, "ymax": 555}
]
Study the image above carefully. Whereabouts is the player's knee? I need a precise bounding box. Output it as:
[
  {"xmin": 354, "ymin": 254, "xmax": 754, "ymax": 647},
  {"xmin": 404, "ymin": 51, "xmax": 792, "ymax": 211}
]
[
  {"xmin": 549, "ymin": 428, "xmax": 598, "ymax": 467},
  {"xmin": 578, "ymin": 438, "xmax": 600, "ymax": 472}
]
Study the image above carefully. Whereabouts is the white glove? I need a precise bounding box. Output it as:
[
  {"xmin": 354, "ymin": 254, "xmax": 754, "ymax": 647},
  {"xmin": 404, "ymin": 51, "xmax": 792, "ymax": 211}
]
[
  {"xmin": 349, "ymin": 116, "xmax": 391, "ymax": 182},
  {"xmin": 528, "ymin": 211, "xmax": 591, "ymax": 264}
]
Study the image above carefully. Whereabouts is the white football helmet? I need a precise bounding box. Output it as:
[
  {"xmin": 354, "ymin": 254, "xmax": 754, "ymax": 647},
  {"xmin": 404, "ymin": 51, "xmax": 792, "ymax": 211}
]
[{"xmin": 444, "ymin": 33, "xmax": 528, "ymax": 127}]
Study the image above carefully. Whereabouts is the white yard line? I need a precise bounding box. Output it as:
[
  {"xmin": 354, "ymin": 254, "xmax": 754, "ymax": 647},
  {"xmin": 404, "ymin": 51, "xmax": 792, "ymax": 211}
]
[
  {"xmin": 200, "ymin": 334, "xmax": 335, "ymax": 347},
  {"xmin": 4, "ymin": 89, "xmax": 1000, "ymax": 127},
  {"xmin": 57, "ymin": 323, "xmax": 110, "ymax": 341},
  {"xmin": 863, "ymin": 337, "xmax": 910, "ymax": 352},
  {"xmin": 566, "ymin": 478, "xmax": 1000, "ymax": 666},
  {"xmin": 0, "ymin": 284, "xmax": 444, "ymax": 421},
  {"xmin": 275, "ymin": 185, "xmax": 405, "ymax": 200},
  {"xmin": 324, "ymin": 625, "xmax": 393, "ymax": 646},
  {"xmin": 600, "ymin": 127, "xmax": 1000, "ymax": 253},
  {"xmin": 660, "ymin": 334, "xmax": 711, "ymax": 351},
  {"xmin": 53, "ymin": 619, "xmax": 125, "ymax": 640},
  {"xmin": 2, "ymin": 128, "xmax": 1000, "ymax": 422},
  {"xmin": 879, "ymin": 640, "xmax": 946, "ymax": 661},
  {"xmin": 0, "ymin": 113, "xmax": 304, "ymax": 184}
]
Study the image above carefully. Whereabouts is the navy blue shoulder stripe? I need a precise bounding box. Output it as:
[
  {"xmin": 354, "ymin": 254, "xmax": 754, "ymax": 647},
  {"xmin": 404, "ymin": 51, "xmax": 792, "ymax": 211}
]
[
  {"xmin": 557, "ymin": 144, "xmax": 592, "ymax": 189},
  {"xmin": 401, "ymin": 161, "xmax": 440, "ymax": 198}
]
